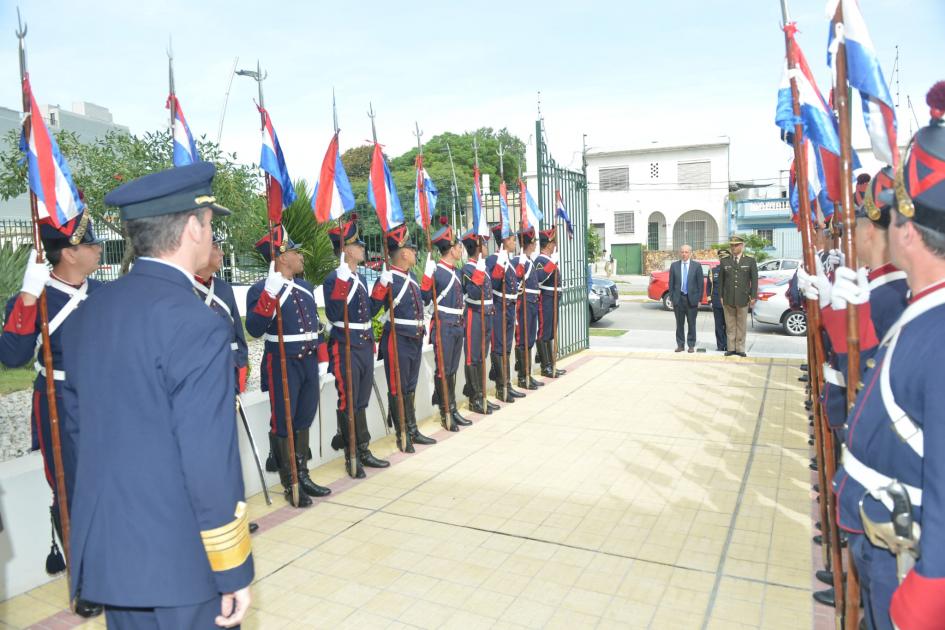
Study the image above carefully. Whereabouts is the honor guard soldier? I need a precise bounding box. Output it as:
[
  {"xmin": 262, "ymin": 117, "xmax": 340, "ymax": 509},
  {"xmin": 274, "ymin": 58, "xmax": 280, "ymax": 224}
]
[
  {"xmin": 513, "ymin": 227, "xmax": 542, "ymax": 389},
  {"xmin": 372, "ymin": 225, "xmax": 436, "ymax": 448},
  {"xmin": 486, "ymin": 222, "xmax": 525, "ymax": 403},
  {"xmin": 422, "ymin": 217, "xmax": 472, "ymax": 430},
  {"xmin": 833, "ymin": 86, "xmax": 945, "ymax": 630},
  {"xmin": 536, "ymin": 227, "xmax": 566, "ymax": 378},
  {"xmin": 246, "ymin": 225, "xmax": 331, "ymax": 507},
  {"xmin": 0, "ymin": 214, "xmax": 104, "ymax": 619},
  {"xmin": 705, "ymin": 249, "xmax": 729, "ymax": 351},
  {"xmin": 324, "ymin": 215, "xmax": 389, "ymax": 477},
  {"xmin": 62, "ymin": 162, "xmax": 252, "ymax": 627},
  {"xmin": 719, "ymin": 235, "xmax": 758, "ymax": 357},
  {"xmin": 460, "ymin": 228, "xmax": 497, "ymax": 414}
]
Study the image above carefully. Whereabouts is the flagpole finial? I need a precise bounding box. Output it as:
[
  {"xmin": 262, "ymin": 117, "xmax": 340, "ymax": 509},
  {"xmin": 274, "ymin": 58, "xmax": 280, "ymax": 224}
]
[
  {"xmin": 15, "ymin": 7, "xmax": 27, "ymax": 40},
  {"xmin": 472, "ymin": 134, "xmax": 479, "ymax": 168},
  {"xmin": 497, "ymin": 142, "xmax": 505, "ymax": 178},
  {"xmin": 332, "ymin": 88, "xmax": 339, "ymax": 135},
  {"xmin": 413, "ymin": 122, "xmax": 423, "ymax": 155},
  {"xmin": 367, "ymin": 102, "xmax": 377, "ymax": 144}
]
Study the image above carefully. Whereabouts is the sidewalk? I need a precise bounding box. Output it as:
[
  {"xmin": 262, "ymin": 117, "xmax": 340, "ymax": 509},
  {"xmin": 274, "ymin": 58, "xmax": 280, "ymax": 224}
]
[{"xmin": 1, "ymin": 350, "xmax": 816, "ymax": 629}]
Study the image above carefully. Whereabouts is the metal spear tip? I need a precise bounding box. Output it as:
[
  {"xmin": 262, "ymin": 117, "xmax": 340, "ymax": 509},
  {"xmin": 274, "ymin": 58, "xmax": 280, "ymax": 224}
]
[{"xmin": 15, "ymin": 7, "xmax": 27, "ymax": 38}]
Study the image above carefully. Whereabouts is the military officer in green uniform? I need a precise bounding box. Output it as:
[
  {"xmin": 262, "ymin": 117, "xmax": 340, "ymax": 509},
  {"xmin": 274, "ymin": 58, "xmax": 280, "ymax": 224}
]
[{"xmin": 718, "ymin": 235, "xmax": 758, "ymax": 357}]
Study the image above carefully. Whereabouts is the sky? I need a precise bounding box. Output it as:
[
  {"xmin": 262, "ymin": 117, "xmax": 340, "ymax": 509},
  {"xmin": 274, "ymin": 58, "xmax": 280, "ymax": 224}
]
[{"xmin": 0, "ymin": 0, "xmax": 942, "ymax": 191}]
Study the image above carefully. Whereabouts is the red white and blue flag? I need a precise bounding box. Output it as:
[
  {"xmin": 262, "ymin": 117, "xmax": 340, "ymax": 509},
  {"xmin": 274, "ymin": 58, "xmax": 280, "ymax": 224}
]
[
  {"xmin": 20, "ymin": 77, "xmax": 84, "ymax": 230},
  {"xmin": 413, "ymin": 155, "xmax": 437, "ymax": 229},
  {"xmin": 555, "ymin": 190, "xmax": 574, "ymax": 239},
  {"xmin": 367, "ymin": 143, "xmax": 404, "ymax": 232},
  {"xmin": 166, "ymin": 94, "xmax": 198, "ymax": 167},
  {"xmin": 471, "ymin": 166, "xmax": 489, "ymax": 237},
  {"xmin": 497, "ymin": 180, "xmax": 512, "ymax": 238},
  {"xmin": 312, "ymin": 133, "xmax": 355, "ymax": 223},
  {"xmin": 518, "ymin": 179, "xmax": 543, "ymax": 231},
  {"xmin": 257, "ymin": 104, "xmax": 297, "ymax": 223},
  {"xmin": 827, "ymin": 0, "xmax": 898, "ymax": 166}
]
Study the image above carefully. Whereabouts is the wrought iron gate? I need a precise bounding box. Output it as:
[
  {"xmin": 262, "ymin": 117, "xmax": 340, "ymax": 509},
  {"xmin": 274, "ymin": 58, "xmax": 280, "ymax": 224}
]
[{"xmin": 534, "ymin": 120, "xmax": 589, "ymax": 357}]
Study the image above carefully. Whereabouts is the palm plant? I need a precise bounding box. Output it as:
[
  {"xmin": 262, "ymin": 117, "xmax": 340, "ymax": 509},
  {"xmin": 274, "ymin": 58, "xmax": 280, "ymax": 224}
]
[{"xmin": 0, "ymin": 241, "xmax": 30, "ymax": 309}]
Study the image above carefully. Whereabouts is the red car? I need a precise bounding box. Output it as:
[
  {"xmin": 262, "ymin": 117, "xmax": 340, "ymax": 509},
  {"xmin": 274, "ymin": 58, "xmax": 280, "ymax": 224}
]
[{"xmin": 647, "ymin": 259, "xmax": 720, "ymax": 311}]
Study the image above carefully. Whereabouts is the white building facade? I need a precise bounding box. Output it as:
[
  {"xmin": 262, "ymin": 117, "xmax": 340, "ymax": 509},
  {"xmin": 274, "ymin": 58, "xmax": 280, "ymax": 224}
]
[{"xmin": 586, "ymin": 140, "xmax": 730, "ymax": 272}]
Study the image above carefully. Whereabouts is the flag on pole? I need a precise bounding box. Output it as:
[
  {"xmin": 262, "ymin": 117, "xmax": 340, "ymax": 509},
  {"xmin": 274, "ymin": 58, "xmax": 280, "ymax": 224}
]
[
  {"xmin": 827, "ymin": 0, "xmax": 898, "ymax": 166},
  {"xmin": 20, "ymin": 77, "xmax": 84, "ymax": 230},
  {"xmin": 471, "ymin": 165, "xmax": 489, "ymax": 237},
  {"xmin": 555, "ymin": 190, "xmax": 574, "ymax": 239},
  {"xmin": 312, "ymin": 133, "xmax": 355, "ymax": 223},
  {"xmin": 413, "ymin": 155, "xmax": 437, "ymax": 229},
  {"xmin": 257, "ymin": 104, "xmax": 297, "ymax": 224},
  {"xmin": 166, "ymin": 94, "xmax": 198, "ymax": 167},
  {"xmin": 497, "ymin": 180, "xmax": 511, "ymax": 238},
  {"xmin": 368, "ymin": 143, "xmax": 404, "ymax": 232},
  {"xmin": 518, "ymin": 179, "xmax": 543, "ymax": 231}
]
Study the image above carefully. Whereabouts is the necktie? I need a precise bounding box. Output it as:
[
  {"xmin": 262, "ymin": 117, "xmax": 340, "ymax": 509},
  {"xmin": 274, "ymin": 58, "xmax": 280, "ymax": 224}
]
[{"xmin": 682, "ymin": 263, "xmax": 688, "ymax": 294}]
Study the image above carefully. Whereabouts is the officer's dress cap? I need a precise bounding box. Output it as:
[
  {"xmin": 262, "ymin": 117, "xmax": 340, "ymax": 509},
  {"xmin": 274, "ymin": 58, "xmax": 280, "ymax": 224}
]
[
  {"xmin": 729, "ymin": 235, "xmax": 745, "ymax": 245},
  {"xmin": 40, "ymin": 212, "xmax": 105, "ymax": 249},
  {"xmin": 105, "ymin": 162, "xmax": 230, "ymax": 220}
]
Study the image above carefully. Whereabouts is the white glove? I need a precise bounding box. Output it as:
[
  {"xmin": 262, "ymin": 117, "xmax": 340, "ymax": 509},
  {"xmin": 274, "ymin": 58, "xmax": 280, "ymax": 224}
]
[
  {"xmin": 263, "ymin": 262, "xmax": 286, "ymax": 297},
  {"xmin": 831, "ymin": 266, "xmax": 870, "ymax": 310},
  {"xmin": 475, "ymin": 256, "xmax": 486, "ymax": 273},
  {"xmin": 20, "ymin": 250, "xmax": 50, "ymax": 298},
  {"xmin": 796, "ymin": 266, "xmax": 813, "ymax": 295},
  {"xmin": 379, "ymin": 265, "xmax": 393, "ymax": 287},
  {"xmin": 318, "ymin": 362, "xmax": 329, "ymax": 378},
  {"xmin": 336, "ymin": 251, "xmax": 352, "ymax": 283},
  {"xmin": 497, "ymin": 249, "xmax": 509, "ymax": 269},
  {"xmin": 423, "ymin": 253, "xmax": 435, "ymax": 279},
  {"xmin": 551, "ymin": 251, "xmax": 560, "ymax": 265},
  {"xmin": 825, "ymin": 249, "xmax": 844, "ymax": 271}
]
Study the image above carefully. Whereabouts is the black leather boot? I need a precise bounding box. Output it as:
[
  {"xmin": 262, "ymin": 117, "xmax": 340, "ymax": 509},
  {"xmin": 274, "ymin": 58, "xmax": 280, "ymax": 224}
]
[
  {"xmin": 492, "ymin": 352, "xmax": 516, "ymax": 403},
  {"xmin": 448, "ymin": 373, "xmax": 472, "ymax": 426},
  {"xmin": 295, "ymin": 429, "xmax": 331, "ymax": 497},
  {"xmin": 276, "ymin": 435, "xmax": 312, "ymax": 507},
  {"xmin": 406, "ymin": 391, "xmax": 436, "ymax": 445},
  {"xmin": 434, "ymin": 374, "xmax": 456, "ymax": 431},
  {"xmin": 541, "ymin": 340, "xmax": 566, "ymax": 377},
  {"xmin": 388, "ymin": 392, "xmax": 415, "ymax": 453},
  {"xmin": 507, "ymin": 351, "xmax": 525, "ymax": 398},
  {"xmin": 465, "ymin": 364, "xmax": 489, "ymax": 414},
  {"xmin": 522, "ymin": 347, "xmax": 542, "ymax": 389},
  {"xmin": 265, "ymin": 432, "xmax": 279, "ymax": 472},
  {"xmin": 355, "ymin": 408, "xmax": 388, "ymax": 467},
  {"xmin": 483, "ymin": 362, "xmax": 500, "ymax": 410}
]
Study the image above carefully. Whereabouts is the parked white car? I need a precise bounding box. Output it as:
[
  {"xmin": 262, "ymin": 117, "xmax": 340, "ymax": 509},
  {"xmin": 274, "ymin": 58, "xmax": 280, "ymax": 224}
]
[
  {"xmin": 757, "ymin": 258, "xmax": 801, "ymax": 280},
  {"xmin": 752, "ymin": 278, "xmax": 807, "ymax": 336}
]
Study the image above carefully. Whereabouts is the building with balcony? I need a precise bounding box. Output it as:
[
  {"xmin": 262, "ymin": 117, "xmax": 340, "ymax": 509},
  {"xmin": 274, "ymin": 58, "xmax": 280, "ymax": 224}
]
[{"xmin": 730, "ymin": 178, "xmax": 802, "ymax": 259}]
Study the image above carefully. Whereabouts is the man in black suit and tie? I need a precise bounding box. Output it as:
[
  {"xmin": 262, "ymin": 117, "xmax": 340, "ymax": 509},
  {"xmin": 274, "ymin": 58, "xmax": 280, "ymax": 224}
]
[{"xmin": 668, "ymin": 245, "xmax": 704, "ymax": 353}]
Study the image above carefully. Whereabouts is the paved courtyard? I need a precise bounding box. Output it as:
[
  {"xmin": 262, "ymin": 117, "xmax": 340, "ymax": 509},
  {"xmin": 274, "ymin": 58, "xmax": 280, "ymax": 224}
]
[{"xmin": 1, "ymin": 350, "xmax": 817, "ymax": 629}]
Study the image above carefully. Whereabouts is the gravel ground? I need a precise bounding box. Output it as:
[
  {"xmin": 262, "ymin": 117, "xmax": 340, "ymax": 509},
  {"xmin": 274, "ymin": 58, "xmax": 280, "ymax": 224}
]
[{"xmin": 0, "ymin": 338, "xmax": 269, "ymax": 464}]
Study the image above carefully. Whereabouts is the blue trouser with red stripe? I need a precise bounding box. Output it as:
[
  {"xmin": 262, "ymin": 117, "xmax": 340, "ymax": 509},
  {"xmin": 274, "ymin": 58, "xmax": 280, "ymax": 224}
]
[
  {"xmin": 490, "ymin": 300, "xmax": 516, "ymax": 355},
  {"xmin": 431, "ymin": 325, "xmax": 463, "ymax": 378},
  {"xmin": 464, "ymin": 308, "xmax": 492, "ymax": 364},
  {"xmin": 515, "ymin": 299, "xmax": 538, "ymax": 349},
  {"xmin": 538, "ymin": 291, "xmax": 556, "ymax": 341},
  {"xmin": 849, "ymin": 533, "xmax": 897, "ymax": 630},
  {"xmin": 328, "ymin": 339, "xmax": 373, "ymax": 446},
  {"xmin": 31, "ymin": 380, "xmax": 63, "ymax": 508},
  {"xmin": 380, "ymin": 331, "xmax": 422, "ymax": 395},
  {"xmin": 263, "ymin": 350, "xmax": 318, "ymax": 437}
]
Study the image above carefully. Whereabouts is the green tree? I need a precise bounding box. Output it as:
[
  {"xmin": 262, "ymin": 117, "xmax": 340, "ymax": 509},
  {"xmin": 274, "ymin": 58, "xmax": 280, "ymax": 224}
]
[
  {"xmin": 710, "ymin": 233, "xmax": 771, "ymax": 262},
  {"xmin": 586, "ymin": 229, "xmax": 602, "ymax": 263}
]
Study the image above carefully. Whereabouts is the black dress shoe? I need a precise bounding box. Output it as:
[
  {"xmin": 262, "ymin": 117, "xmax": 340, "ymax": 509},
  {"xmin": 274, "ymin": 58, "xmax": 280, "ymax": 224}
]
[
  {"xmin": 486, "ymin": 400, "xmax": 500, "ymax": 411},
  {"xmin": 675, "ymin": 347, "xmax": 684, "ymax": 353},
  {"xmin": 508, "ymin": 386, "xmax": 526, "ymax": 398},
  {"xmin": 249, "ymin": 522, "xmax": 259, "ymax": 534},
  {"xmin": 687, "ymin": 348, "xmax": 695, "ymax": 353},
  {"xmin": 813, "ymin": 587, "xmax": 836, "ymax": 608},
  {"xmin": 737, "ymin": 352, "xmax": 747, "ymax": 357},
  {"xmin": 816, "ymin": 569, "xmax": 846, "ymax": 586},
  {"xmin": 801, "ymin": 363, "xmax": 809, "ymax": 371},
  {"xmin": 725, "ymin": 351, "xmax": 736, "ymax": 356},
  {"xmin": 452, "ymin": 413, "xmax": 473, "ymax": 426},
  {"xmin": 529, "ymin": 377, "xmax": 544, "ymax": 388},
  {"xmin": 74, "ymin": 598, "xmax": 104, "ymax": 619},
  {"xmin": 812, "ymin": 534, "xmax": 848, "ymax": 548},
  {"xmin": 360, "ymin": 449, "xmax": 390, "ymax": 468},
  {"xmin": 300, "ymin": 478, "xmax": 332, "ymax": 497}
]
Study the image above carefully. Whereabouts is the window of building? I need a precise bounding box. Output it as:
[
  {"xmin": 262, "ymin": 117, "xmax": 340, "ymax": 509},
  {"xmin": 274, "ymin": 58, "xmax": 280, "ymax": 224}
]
[
  {"xmin": 599, "ymin": 167, "xmax": 629, "ymax": 191},
  {"xmin": 649, "ymin": 163, "xmax": 659, "ymax": 179},
  {"xmin": 677, "ymin": 160, "xmax": 711, "ymax": 189},
  {"xmin": 756, "ymin": 229, "xmax": 773, "ymax": 245},
  {"xmin": 614, "ymin": 212, "xmax": 635, "ymax": 234},
  {"xmin": 677, "ymin": 220, "xmax": 707, "ymax": 249}
]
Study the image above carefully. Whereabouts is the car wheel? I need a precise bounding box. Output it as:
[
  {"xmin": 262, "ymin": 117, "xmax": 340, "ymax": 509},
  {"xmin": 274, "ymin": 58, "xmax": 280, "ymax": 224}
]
[
  {"xmin": 782, "ymin": 310, "xmax": 807, "ymax": 336},
  {"xmin": 661, "ymin": 293, "xmax": 673, "ymax": 311}
]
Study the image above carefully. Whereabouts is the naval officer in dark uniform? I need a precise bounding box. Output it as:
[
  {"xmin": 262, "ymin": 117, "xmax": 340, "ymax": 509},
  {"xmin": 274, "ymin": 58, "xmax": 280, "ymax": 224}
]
[{"xmin": 61, "ymin": 162, "xmax": 253, "ymax": 628}]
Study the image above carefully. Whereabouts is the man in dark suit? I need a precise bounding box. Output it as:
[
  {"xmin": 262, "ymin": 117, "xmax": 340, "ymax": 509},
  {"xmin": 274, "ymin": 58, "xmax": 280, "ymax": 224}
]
[
  {"xmin": 668, "ymin": 244, "xmax": 704, "ymax": 353},
  {"xmin": 705, "ymin": 249, "xmax": 729, "ymax": 351}
]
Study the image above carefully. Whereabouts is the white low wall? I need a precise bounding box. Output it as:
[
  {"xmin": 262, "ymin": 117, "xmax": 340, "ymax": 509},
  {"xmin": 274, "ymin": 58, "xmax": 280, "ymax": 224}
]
[{"xmin": 0, "ymin": 345, "xmax": 463, "ymax": 599}]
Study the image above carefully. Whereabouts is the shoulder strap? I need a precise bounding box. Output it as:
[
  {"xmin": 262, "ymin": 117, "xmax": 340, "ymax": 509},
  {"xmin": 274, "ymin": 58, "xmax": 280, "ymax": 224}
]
[{"xmin": 35, "ymin": 281, "xmax": 89, "ymax": 352}]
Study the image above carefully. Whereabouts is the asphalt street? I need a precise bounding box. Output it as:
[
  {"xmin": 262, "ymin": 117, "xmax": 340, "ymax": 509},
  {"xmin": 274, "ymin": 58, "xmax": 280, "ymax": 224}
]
[{"xmin": 589, "ymin": 299, "xmax": 808, "ymax": 358}]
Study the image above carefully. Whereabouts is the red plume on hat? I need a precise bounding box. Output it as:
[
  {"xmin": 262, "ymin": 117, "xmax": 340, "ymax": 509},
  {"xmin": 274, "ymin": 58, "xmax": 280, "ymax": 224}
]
[
  {"xmin": 439, "ymin": 214, "xmax": 449, "ymax": 226},
  {"xmin": 928, "ymin": 81, "xmax": 945, "ymax": 121}
]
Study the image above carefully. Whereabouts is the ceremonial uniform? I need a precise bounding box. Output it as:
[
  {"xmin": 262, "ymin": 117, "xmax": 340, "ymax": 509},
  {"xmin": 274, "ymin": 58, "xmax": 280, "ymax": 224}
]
[
  {"xmin": 194, "ymin": 263, "xmax": 248, "ymax": 394},
  {"xmin": 373, "ymin": 225, "xmax": 435, "ymax": 449},
  {"xmin": 422, "ymin": 218, "xmax": 471, "ymax": 430},
  {"xmin": 719, "ymin": 236, "xmax": 758, "ymax": 356},
  {"xmin": 514, "ymin": 228, "xmax": 541, "ymax": 389},
  {"xmin": 705, "ymin": 251, "xmax": 728, "ymax": 351},
  {"xmin": 486, "ymin": 223, "xmax": 524, "ymax": 402},
  {"xmin": 325, "ymin": 215, "xmax": 388, "ymax": 478},
  {"xmin": 460, "ymin": 228, "xmax": 495, "ymax": 414},
  {"xmin": 62, "ymin": 163, "xmax": 252, "ymax": 627},
  {"xmin": 246, "ymin": 225, "xmax": 330, "ymax": 505},
  {"xmin": 536, "ymin": 228, "xmax": 565, "ymax": 378}
]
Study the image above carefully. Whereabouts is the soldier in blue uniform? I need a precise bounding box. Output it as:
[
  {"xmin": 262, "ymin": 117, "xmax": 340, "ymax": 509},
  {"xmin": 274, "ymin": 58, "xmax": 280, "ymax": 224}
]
[
  {"xmin": 422, "ymin": 217, "xmax": 471, "ymax": 431},
  {"xmin": 535, "ymin": 227, "xmax": 566, "ymax": 378},
  {"xmin": 0, "ymin": 214, "xmax": 104, "ymax": 619},
  {"xmin": 324, "ymin": 215, "xmax": 389, "ymax": 478},
  {"xmin": 705, "ymin": 250, "xmax": 729, "ymax": 351},
  {"xmin": 832, "ymin": 90, "xmax": 945, "ymax": 629},
  {"xmin": 486, "ymin": 222, "xmax": 525, "ymax": 403},
  {"xmin": 372, "ymin": 225, "xmax": 436, "ymax": 449},
  {"xmin": 514, "ymin": 227, "xmax": 542, "ymax": 389},
  {"xmin": 245, "ymin": 225, "xmax": 331, "ymax": 507},
  {"xmin": 460, "ymin": 228, "xmax": 497, "ymax": 414},
  {"xmin": 61, "ymin": 162, "xmax": 253, "ymax": 628}
]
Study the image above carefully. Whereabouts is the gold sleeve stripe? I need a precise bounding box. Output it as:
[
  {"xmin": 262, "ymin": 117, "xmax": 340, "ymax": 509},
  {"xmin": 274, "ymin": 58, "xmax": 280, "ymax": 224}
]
[{"xmin": 200, "ymin": 501, "xmax": 251, "ymax": 572}]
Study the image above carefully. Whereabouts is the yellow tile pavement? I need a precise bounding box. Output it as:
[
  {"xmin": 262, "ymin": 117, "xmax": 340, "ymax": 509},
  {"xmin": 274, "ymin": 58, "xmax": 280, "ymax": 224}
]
[{"xmin": 2, "ymin": 351, "xmax": 816, "ymax": 629}]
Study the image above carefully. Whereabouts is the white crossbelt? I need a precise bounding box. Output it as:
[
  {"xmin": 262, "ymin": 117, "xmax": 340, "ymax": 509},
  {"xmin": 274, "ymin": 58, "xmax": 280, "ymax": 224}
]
[
  {"xmin": 465, "ymin": 297, "xmax": 493, "ymax": 306},
  {"xmin": 230, "ymin": 342, "xmax": 239, "ymax": 351},
  {"xmin": 524, "ymin": 288, "xmax": 540, "ymax": 295},
  {"xmin": 34, "ymin": 279, "xmax": 88, "ymax": 354},
  {"xmin": 435, "ymin": 305, "xmax": 463, "ymax": 315},
  {"xmin": 194, "ymin": 279, "xmax": 233, "ymax": 321},
  {"xmin": 264, "ymin": 332, "xmax": 318, "ymax": 343},
  {"xmin": 822, "ymin": 363, "xmax": 846, "ymax": 387},
  {"xmin": 540, "ymin": 286, "xmax": 556, "ymax": 292},
  {"xmin": 34, "ymin": 361, "xmax": 65, "ymax": 381},
  {"xmin": 496, "ymin": 292, "xmax": 518, "ymax": 300},
  {"xmin": 842, "ymin": 445, "xmax": 922, "ymax": 509},
  {"xmin": 329, "ymin": 321, "xmax": 372, "ymax": 330}
]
